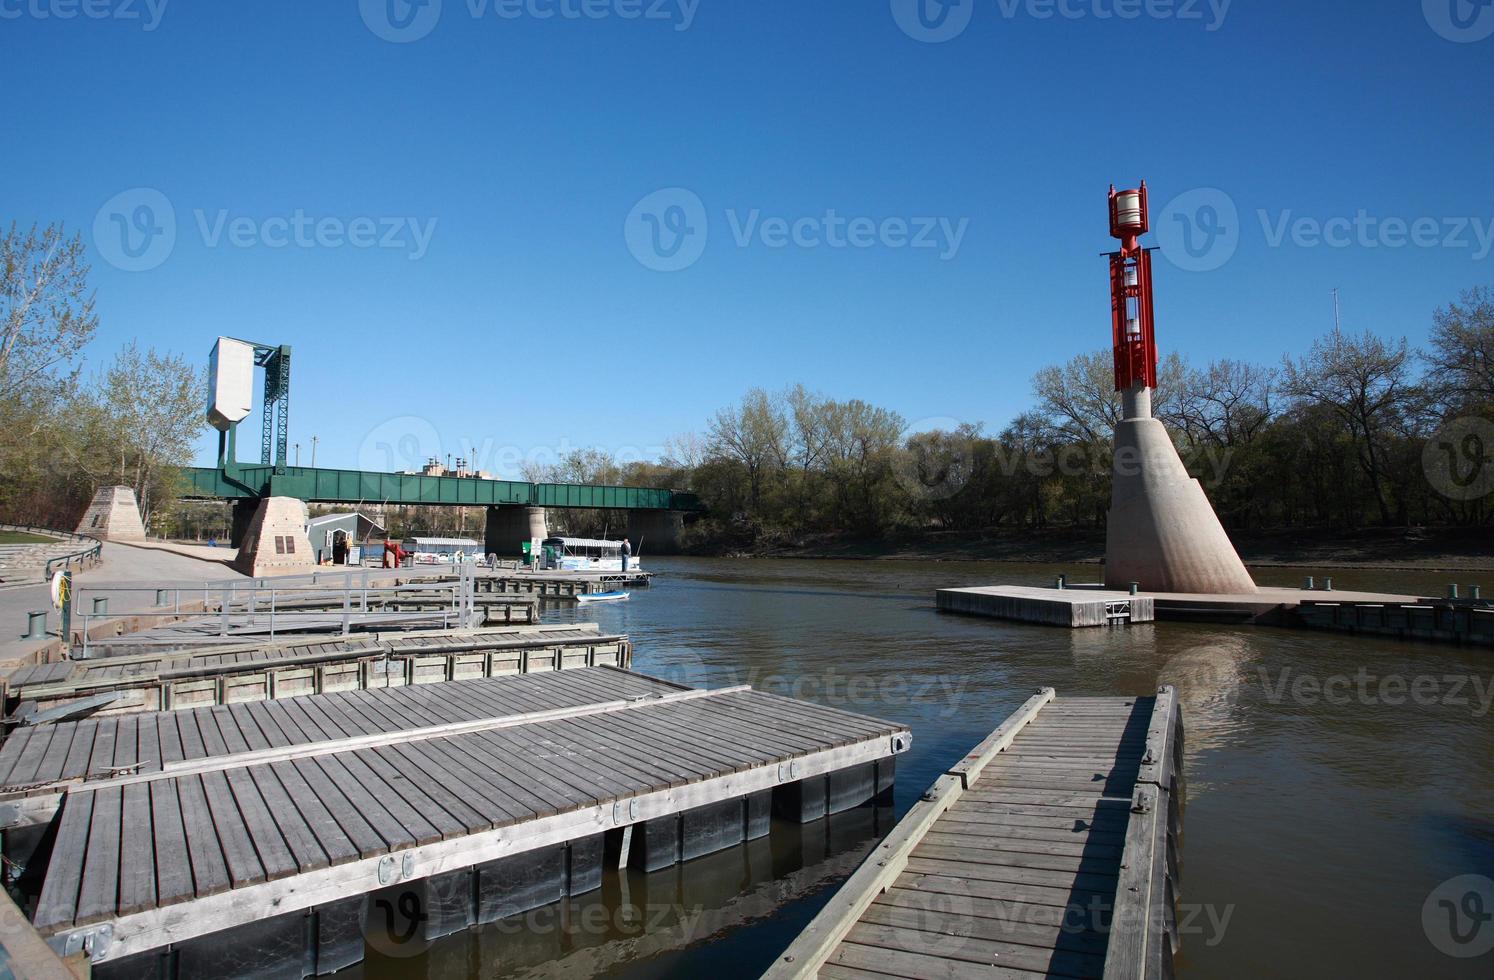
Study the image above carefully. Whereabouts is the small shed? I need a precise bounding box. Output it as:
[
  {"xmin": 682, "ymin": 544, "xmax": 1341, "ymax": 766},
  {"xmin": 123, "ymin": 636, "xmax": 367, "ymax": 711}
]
[{"xmin": 305, "ymin": 512, "xmax": 387, "ymax": 565}]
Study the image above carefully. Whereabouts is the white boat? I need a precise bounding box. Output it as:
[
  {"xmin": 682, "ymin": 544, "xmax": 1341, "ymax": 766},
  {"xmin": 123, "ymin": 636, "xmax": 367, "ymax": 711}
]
[
  {"xmin": 539, "ymin": 537, "xmax": 639, "ymax": 573},
  {"xmin": 406, "ymin": 536, "xmax": 482, "ymax": 565},
  {"xmin": 576, "ymin": 590, "xmax": 630, "ymax": 604}
]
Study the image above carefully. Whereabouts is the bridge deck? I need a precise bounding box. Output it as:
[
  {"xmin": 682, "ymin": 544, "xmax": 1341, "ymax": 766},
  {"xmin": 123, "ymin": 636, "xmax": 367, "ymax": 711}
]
[
  {"xmin": 764, "ymin": 687, "xmax": 1183, "ymax": 980},
  {"xmin": 30, "ymin": 670, "xmax": 909, "ymax": 972},
  {"xmin": 4, "ymin": 625, "xmax": 631, "ymax": 716}
]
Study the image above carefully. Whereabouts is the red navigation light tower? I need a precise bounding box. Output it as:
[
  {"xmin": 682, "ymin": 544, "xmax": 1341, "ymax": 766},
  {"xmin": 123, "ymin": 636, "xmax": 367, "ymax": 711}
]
[{"xmin": 1108, "ymin": 183, "xmax": 1157, "ymax": 399}]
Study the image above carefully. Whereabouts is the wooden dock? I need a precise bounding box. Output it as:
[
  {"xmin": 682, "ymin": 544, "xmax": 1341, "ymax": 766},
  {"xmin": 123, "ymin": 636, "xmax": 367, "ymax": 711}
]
[
  {"xmin": 937, "ymin": 587, "xmax": 1156, "ymax": 628},
  {"xmin": 765, "ymin": 687, "xmax": 1183, "ymax": 980},
  {"xmin": 19, "ymin": 668, "xmax": 909, "ymax": 976},
  {"xmin": 3, "ymin": 624, "xmax": 631, "ymax": 717},
  {"xmin": 0, "ymin": 667, "xmax": 682, "ymax": 831}
]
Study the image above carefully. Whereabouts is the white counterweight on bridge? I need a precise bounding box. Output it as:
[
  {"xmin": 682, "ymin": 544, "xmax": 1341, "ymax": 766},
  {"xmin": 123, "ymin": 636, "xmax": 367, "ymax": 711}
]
[{"xmin": 207, "ymin": 337, "xmax": 255, "ymax": 432}]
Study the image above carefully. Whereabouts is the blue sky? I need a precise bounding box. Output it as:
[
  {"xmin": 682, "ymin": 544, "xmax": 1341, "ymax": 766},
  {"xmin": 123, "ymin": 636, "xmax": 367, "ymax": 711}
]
[{"xmin": 4, "ymin": 0, "xmax": 1492, "ymax": 476}]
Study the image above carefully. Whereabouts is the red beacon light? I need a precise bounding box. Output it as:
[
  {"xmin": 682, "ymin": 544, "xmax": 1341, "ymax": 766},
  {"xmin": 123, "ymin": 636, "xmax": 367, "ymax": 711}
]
[{"xmin": 1107, "ymin": 182, "xmax": 1158, "ymax": 398}]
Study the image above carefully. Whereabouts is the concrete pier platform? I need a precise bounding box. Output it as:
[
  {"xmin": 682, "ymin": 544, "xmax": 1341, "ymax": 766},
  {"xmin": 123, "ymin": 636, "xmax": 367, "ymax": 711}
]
[{"xmin": 937, "ymin": 586, "xmax": 1155, "ymax": 627}]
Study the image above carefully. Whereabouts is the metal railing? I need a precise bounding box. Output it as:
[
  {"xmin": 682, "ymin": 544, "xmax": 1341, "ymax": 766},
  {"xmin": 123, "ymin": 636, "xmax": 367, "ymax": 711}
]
[
  {"xmin": 0, "ymin": 523, "xmax": 104, "ymax": 579},
  {"xmin": 70, "ymin": 563, "xmax": 483, "ymax": 658}
]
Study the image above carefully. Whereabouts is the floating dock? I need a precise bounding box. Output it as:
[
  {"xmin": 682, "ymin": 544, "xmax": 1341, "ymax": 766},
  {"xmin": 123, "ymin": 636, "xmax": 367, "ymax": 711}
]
[
  {"xmin": 3, "ymin": 624, "xmax": 631, "ymax": 717},
  {"xmin": 937, "ymin": 586, "xmax": 1155, "ymax": 627},
  {"xmin": 765, "ymin": 686, "xmax": 1183, "ymax": 980},
  {"xmin": 20, "ymin": 667, "xmax": 909, "ymax": 976}
]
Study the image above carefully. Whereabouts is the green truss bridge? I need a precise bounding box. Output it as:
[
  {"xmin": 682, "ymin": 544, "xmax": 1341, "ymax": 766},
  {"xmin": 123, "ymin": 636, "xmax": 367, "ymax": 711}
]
[{"xmin": 182, "ymin": 465, "xmax": 703, "ymax": 555}]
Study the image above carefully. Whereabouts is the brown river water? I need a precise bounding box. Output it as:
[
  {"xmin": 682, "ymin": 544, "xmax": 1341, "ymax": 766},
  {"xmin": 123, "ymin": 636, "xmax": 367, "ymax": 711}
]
[{"xmin": 357, "ymin": 557, "xmax": 1494, "ymax": 979}]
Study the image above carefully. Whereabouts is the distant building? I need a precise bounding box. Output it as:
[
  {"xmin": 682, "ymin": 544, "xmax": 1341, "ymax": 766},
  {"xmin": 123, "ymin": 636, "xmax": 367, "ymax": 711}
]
[{"xmin": 305, "ymin": 512, "xmax": 387, "ymax": 565}]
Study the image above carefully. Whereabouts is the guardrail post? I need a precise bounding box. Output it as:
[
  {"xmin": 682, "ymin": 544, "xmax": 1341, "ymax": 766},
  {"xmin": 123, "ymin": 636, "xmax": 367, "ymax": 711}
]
[
  {"xmin": 91, "ymin": 596, "xmax": 108, "ymax": 616},
  {"xmin": 22, "ymin": 611, "xmax": 47, "ymax": 640},
  {"xmin": 155, "ymin": 588, "xmax": 168, "ymax": 606},
  {"xmin": 221, "ymin": 586, "xmax": 231, "ymax": 637}
]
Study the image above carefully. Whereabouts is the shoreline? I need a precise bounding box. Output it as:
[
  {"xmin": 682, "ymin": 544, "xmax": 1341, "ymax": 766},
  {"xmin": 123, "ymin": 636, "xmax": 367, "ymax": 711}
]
[{"xmin": 693, "ymin": 526, "xmax": 1494, "ymax": 574}]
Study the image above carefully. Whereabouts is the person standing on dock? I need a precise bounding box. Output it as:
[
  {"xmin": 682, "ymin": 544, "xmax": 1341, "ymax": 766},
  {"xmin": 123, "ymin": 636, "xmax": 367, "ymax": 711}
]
[{"xmin": 621, "ymin": 537, "xmax": 631, "ymax": 572}]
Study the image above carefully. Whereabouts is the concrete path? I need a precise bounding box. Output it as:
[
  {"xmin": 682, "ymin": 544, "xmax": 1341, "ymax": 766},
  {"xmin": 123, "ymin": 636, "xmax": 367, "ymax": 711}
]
[{"xmin": 0, "ymin": 543, "xmax": 248, "ymax": 671}]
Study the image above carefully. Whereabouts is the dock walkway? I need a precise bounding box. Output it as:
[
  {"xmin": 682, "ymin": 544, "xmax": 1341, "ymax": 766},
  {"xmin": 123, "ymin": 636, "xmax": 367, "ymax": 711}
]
[
  {"xmin": 0, "ymin": 666, "xmax": 676, "ymax": 829},
  {"xmin": 765, "ymin": 687, "xmax": 1183, "ymax": 980},
  {"xmin": 3, "ymin": 624, "xmax": 631, "ymax": 716},
  {"xmin": 24, "ymin": 668, "xmax": 910, "ymax": 976}
]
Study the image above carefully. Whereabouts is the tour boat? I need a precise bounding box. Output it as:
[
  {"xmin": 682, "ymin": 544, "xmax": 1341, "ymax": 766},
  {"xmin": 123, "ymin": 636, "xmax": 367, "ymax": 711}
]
[{"xmin": 539, "ymin": 537, "xmax": 639, "ymax": 573}]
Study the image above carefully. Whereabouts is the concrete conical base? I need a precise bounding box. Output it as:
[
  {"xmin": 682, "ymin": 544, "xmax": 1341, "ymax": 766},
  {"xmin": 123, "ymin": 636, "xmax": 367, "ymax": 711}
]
[
  {"xmin": 1104, "ymin": 417, "xmax": 1256, "ymax": 595},
  {"xmin": 234, "ymin": 497, "xmax": 315, "ymax": 576},
  {"xmin": 75, "ymin": 486, "xmax": 146, "ymax": 542}
]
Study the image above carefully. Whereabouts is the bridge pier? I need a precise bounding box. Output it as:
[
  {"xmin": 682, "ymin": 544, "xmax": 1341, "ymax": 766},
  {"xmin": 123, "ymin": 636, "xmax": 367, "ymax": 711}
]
[
  {"xmin": 229, "ymin": 498, "xmax": 257, "ymax": 549},
  {"xmin": 485, "ymin": 505, "xmax": 549, "ymax": 560},
  {"xmin": 74, "ymin": 485, "xmax": 146, "ymax": 542},
  {"xmin": 627, "ymin": 511, "xmax": 683, "ymax": 556},
  {"xmin": 234, "ymin": 497, "xmax": 315, "ymax": 576}
]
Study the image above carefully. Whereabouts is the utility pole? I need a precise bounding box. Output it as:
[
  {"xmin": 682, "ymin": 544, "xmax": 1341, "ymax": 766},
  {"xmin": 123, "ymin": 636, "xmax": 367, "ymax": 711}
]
[
  {"xmin": 311, "ymin": 436, "xmax": 319, "ymax": 468},
  {"xmin": 1332, "ymin": 288, "xmax": 1341, "ymax": 333},
  {"xmin": 294, "ymin": 442, "xmax": 300, "ymax": 466}
]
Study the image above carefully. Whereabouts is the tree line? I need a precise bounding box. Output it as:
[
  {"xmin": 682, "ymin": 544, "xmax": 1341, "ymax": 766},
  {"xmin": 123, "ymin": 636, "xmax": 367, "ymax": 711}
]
[
  {"xmin": 551, "ymin": 287, "xmax": 1492, "ymax": 548},
  {"xmin": 1, "ymin": 223, "xmax": 204, "ymax": 531}
]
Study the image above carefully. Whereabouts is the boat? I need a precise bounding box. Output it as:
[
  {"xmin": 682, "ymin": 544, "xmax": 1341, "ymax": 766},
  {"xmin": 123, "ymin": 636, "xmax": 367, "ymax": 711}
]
[
  {"xmin": 576, "ymin": 590, "xmax": 630, "ymax": 604},
  {"xmin": 539, "ymin": 537, "xmax": 639, "ymax": 573}
]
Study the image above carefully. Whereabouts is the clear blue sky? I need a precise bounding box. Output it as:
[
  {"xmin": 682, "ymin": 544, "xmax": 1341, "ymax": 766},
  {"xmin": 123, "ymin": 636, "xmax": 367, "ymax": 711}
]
[{"xmin": 4, "ymin": 0, "xmax": 1492, "ymax": 476}]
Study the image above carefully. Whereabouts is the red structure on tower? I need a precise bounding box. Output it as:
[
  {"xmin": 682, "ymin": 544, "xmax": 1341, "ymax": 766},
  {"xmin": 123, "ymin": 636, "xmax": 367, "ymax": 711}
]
[{"xmin": 1108, "ymin": 183, "xmax": 1158, "ymax": 393}]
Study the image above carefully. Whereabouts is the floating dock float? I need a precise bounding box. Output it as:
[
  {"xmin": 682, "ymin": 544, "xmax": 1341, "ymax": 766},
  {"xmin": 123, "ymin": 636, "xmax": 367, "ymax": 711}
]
[
  {"xmin": 19, "ymin": 668, "xmax": 909, "ymax": 976},
  {"xmin": 3, "ymin": 624, "xmax": 631, "ymax": 717},
  {"xmin": 764, "ymin": 686, "xmax": 1183, "ymax": 980},
  {"xmin": 937, "ymin": 586, "xmax": 1156, "ymax": 627}
]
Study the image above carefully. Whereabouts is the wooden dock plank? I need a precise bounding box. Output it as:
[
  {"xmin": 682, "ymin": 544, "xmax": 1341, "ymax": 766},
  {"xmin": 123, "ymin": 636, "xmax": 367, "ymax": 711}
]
[{"xmin": 765, "ymin": 689, "xmax": 1181, "ymax": 980}]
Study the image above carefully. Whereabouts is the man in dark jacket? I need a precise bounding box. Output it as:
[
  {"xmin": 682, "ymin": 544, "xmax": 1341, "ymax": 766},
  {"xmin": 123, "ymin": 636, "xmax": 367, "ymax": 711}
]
[{"xmin": 621, "ymin": 538, "xmax": 631, "ymax": 572}]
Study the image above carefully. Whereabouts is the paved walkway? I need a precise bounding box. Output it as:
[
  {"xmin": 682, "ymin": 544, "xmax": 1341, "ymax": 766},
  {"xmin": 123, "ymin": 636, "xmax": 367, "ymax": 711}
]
[{"xmin": 0, "ymin": 543, "xmax": 247, "ymax": 670}]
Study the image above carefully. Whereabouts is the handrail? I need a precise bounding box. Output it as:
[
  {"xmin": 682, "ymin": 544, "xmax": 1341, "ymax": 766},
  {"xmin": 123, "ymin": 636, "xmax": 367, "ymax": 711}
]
[
  {"xmin": 1102, "ymin": 685, "xmax": 1184, "ymax": 980},
  {"xmin": 0, "ymin": 523, "xmax": 104, "ymax": 579}
]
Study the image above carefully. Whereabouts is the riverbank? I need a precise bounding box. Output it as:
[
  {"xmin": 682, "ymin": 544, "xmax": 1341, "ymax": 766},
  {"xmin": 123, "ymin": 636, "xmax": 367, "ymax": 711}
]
[{"xmin": 715, "ymin": 525, "xmax": 1494, "ymax": 572}]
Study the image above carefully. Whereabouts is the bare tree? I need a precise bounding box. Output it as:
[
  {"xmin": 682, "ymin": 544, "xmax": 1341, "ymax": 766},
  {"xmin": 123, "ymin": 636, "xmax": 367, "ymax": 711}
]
[
  {"xmin": 91, "ymin": 344, "xmax": 206, "ymax": 524},
  {"xmin": 1282, "ymin": 329, "xmax": 1417, "ymax": 525},
  {"xmin": 0, "ymin": 223, "xmax": 97, "ymax": 397},
  {"xmin": 707, "ymin": 388, "xmax": 787, "ymax": 511},
  {"xmin": 1426, "ymin": 286, "xmax": 1494, "ymax": 410}
]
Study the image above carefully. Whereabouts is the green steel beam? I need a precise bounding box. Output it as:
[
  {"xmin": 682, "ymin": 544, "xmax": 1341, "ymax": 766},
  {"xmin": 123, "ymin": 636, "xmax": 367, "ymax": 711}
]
[{"xmin": 182, "ymin": 466, "xmax": 703, "ymax": 512}]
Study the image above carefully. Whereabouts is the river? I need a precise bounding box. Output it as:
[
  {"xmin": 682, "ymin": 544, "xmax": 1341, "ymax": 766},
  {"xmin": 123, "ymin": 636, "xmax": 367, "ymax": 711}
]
[{"xmin": 362, "ymin": 557, "xmax": 1494, "ymax": 979}]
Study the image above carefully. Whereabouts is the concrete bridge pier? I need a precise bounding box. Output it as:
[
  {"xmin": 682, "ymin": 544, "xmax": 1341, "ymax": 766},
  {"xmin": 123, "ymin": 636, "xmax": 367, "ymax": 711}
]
[
  {"xmin": 627, "ymin": 511, "xmax": 683, "ymax": 556},
  {"xmin": 229, "ymin": 498, "xmax": 257, "ymax": 549},
  {"xmin": 75, "ymin": 486, "xmax": 146, "ymax": 542},
  {"xmin": 485, "ymin": 505, "xmax": 549, "ymax": 560},
  {"xmin": 234, "ymin": 497, "xmax": 315, "ymax": 576}
]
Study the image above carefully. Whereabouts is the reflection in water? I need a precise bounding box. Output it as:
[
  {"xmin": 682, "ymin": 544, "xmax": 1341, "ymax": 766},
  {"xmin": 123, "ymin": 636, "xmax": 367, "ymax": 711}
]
[
  {"xmin": 1159, "ymin": 633, "xmax": 1255, "ymax": 790},
  {"xmin": 355, "ymin": 808, "xmax": 893, "ymax": 979},
  {"xmin": 490, "ymin": 558, "xmax": 1490, "ymax": 979}
]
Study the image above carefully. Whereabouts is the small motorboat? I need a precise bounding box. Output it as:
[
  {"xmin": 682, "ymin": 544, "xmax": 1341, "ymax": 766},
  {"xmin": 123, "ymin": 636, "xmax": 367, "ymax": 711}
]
[{"xmin": 576, "ymin": 590, "xmax": 630, "ymax": 604}]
